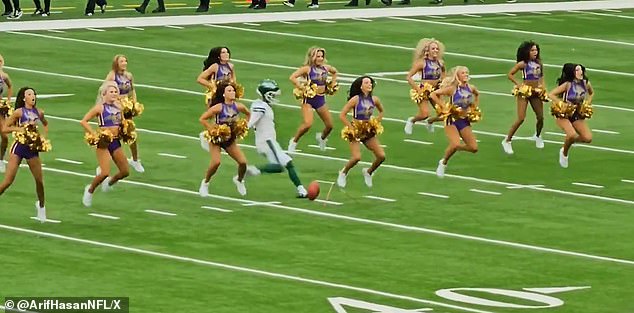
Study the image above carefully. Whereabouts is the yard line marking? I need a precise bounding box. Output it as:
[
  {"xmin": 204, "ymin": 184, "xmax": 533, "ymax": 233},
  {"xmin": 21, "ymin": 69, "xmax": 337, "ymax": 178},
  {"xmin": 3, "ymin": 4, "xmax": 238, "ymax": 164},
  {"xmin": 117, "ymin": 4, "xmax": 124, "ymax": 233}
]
[
  {"xmin": 55, "ymin": 158, "xmax": 83, "ymax": 165},
  {"xmin": 594, "ymin": 104, "xmax": 634, "ymax": 113},
  {"xmin": 8, "ymin": 65, "xmax": 634, "ymax": 156},
  {"xmin": 427, "ymin": 15, "xmax": 446, "ymax": 19},
  {"xmin": 0, "ymin": 224, "xmax": 498, "ymax": 313},
  {"xmin": 307, "ymin": 144, "xmax": 336, "ymax": 150},
  {"xmin": 242, "ymin": 201, "xmax": 281, "ymax": 207},
  {"xmin": 158, "ymin": 152, "xmax": 188, "ymax": 159},
  {"xmin": 573, "ymin": 10, "xmax": 634, "ymax": 19},
  {"xmin": 417, "ymin": 192, "xmax": 449, "ymax": 199},
  {"xmin": 531, "ymin": 11, "xmax": 552, "ymax": 15},
  {"xmin": 601, "ymin": 9, "xmax": 621, "ymax": 12},
  {"xmin": 89, "ymin": 213, "xmax": 120, "ymax": 220},
  {"xmin": 243, "ymin": 22, "xmax": 261, "ymax": 26},
  {"xmin": 363, "ymin": 195, "xmax": 397, "ymax": 202},
  {"xmin": 315, "ymin": 19, "xmax": 336, "ymax": 23},
  {"xmin": 317, "ymin": 180, "xmax": 335, "ymax": 185},
  {"xmin": 470, "ymin": 189, "xmax": 502, "ymax": 196},
  {"xmin": 572, "ymin": 182, "xmax": 604, "ymax": 189},
  {"xmin": 496, "ymin": 12, "xmax": 516, "ymax": 16},
  {"xmin": 201, "ymin": 206, "xmax": 233, "ymax": 212},
  {"xmin": 545, "ymin": 131, "xmax": 565, "ymax": 136},
  {"xmin": 314, "ymin": 199, "xmax": 343, "ymax": 205},
  {"xmin": 125, "ymin": 26, "xmax": 145, "ymax": 31},
  {"xmin": 351, "ymin": 17, "xmax": 373, "ymax": 22},
  {"xmin": 404, "ymin": 139, "xmax": 433, "ymax": 145},
  {"xmin": 506, "ymin": 184, "xmax": 545, "ymax": 189},
  {"xmin": 164, "ymin": 25, "xmax": 184, "ymax": 29},
  {"xmin": 594, "ymin": 129, "xmax": 620, "ymax": 135},
  {"xmin": 461, "ymin": 14, "xmax": 482, "ymax": 18},
  {"xmin": 86, "ymin": 28, "xmax": 106, "ymax": 32},
  {"xmin": 388, "ymin": 16, "xmax": 634, "ymax": 49},
  {"xmin": 145, "ymin": 209, "xmax": 177, "ymax": 216},
  {"xmin": 278, "ymin": 20, "xmax": 299, "ymax": 24},
  {"xmin": 46, "ymin": 29, "xmax": 65, "ymax": 33},
  {"xmin": 622, "ymin": 179, "xmax": 634, "ymax": 184},
  {"xmin": 32, "ymin": 166, "xmax": 634, "ymax": 266},
  {"xmin": 29, "ymin": 217, "xmax": 61, "ymax": 223}
]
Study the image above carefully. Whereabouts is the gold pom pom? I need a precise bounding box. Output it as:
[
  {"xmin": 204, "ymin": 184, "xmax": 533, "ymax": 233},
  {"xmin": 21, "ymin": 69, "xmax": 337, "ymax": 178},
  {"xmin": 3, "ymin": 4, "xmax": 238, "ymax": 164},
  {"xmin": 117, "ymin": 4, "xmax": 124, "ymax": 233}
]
[
  {"xmin": 550, "ymin": 101, "xmax": 576, "ymax": 119},
  {"xmin": 230, "ymin": 118, "xmax": 249, "ymax": 140},
  {"xmin": 120, "ymin": 97, "xmax": 145, "ymax": 119},
  {"xmin": 434, "ymin": 102, "xmax": 453, "ymax": 121},
  {"xmin": 204, "ymin": 81, "xmax": 217, "ymax": 106},
  {"xmin": 512, "ymin": 84, "xmax": 533, "ymax": 99},
  {"xmin": 85, "ymin": 129, "xmax": 115, "ymax": 148},
  {"xmin": 13, "ymin": 124, "xmax": 52, "ymax": 152},
  {"xmin": 533, "ymin": 87, "xmax": 550, "ymax": 102},
  {"xmin": 0, "ymin": 100, "xmax": 13, "ymax": 118},
  {"xmin": 119, "ymin": 119, "xmax": 138, "ymax": 144},
  {"xmin": 341, "ymin": 117, "xmax": 384, "ymax": 142},
  {"xmin": 204, "ymin": 124, "xmax": 232, "ymax": 145},
  {"xmin": 578, "ymin": 100, "xmax": 593, "ymax": 119},
  {"xmin": 467, "ymin": 105, "xmax": 482, "ymax": 123},
  {"xmin": 325, "ymin": 79, "xmax": 339, "ymax": 96},
  {"xmin": 409, "ymin": 82, "xmax": 436, "ymax": 104},
  {"xmin": 293, "ymin": 81, "xmax": 318, "ymax": 100},
  {"xmin": 234, "ymin": 82, "xmax": 245, "ymax": 99}
]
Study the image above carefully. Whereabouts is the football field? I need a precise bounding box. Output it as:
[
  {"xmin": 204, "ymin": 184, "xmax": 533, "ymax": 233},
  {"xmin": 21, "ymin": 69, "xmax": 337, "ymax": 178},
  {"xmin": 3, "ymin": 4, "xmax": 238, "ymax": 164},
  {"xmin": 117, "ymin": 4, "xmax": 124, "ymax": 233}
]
[{"xmin": 1, "ymin": 2, "xmax": 634, "ymax": 312}]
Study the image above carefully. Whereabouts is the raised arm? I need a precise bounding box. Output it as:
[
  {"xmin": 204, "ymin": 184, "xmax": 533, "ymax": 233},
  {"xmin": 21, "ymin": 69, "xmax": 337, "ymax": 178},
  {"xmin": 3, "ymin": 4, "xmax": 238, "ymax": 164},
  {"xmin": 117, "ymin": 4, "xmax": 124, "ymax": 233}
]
[
  {"xmin": 38, "ymin": 108, "xmax": 49, "ymax": 136},
  {"xmin": 3, "ymin": 72, "xmax": 13, "ymax": 104},
  {"xmin": 2, "ymin": 109, "xmax": 21, "ymax": 133},
  {"xmin": 548, "ymin": 82, "xmax": 569, "ymax": 103},
  {"xmin": 289, "ymin": 66, "xmax": 310, "ymax": 88},
  {"xmin": 80, "ymin": 105, "xmax": 101, "ymax": 134},
  {"xmin": 406, "ymin": 61, "xmax": 424, "ymax": 91},
  {"xmin": 199, "ymin": 105, "xmax": 221, "ymax": 131},
  {"xmin": 339, "ymin": 96, "xmax": 358, "ymax": 128},
  {"xmin": 430, "ymin": 86, "xmax": 455, "ymax": 106},
  {"xmin": 128, "ymin": 72, "xmax": 138, "ymax": 102},
  {"xmin": 327, "ymin": 65, "xmax": 338, "ymax": 83},
  {"xmin": 237, "ymin": 102, "xmax": 251, "ymax": 121},
  {"xmin": 507, "ymin": 62, "xmax": 525, "ymax": 86},
  {"xmin": 470, "ymin": 84, "xmax": 480, "ymax": 108},
  {"xmin": 373, "ymin": 96, "xmax": 385, "ymax": 122},
  {"xmin": 197, "ymin": 64, "xmax": 218, "ymax": 89},
  {"xmin": 586, "ymin": 81, "xmax": 594, "ymax": 104}
]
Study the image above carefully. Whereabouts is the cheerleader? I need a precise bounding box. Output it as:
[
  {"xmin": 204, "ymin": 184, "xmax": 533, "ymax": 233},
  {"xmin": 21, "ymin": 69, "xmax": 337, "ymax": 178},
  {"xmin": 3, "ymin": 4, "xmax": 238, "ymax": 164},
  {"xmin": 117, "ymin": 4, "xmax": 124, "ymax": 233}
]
[
  {"xmin": 199, "ymin": 81, "xmax": 251, "ymax": 197},
  {"xmin": 404, "ymin": 38, "xmax": 446, "ymax": 135},
  {"xmin": 502, "ymin": 41, "xmax": 547, "ymax": 154},
  {"xmin": 337, "ymin": 76, "xmax": 385, "ymax": 188},
  {"xmin": 197, "ymin": 46, "xmax": 237, "ymax": 151},
  {"xmin": 548, "ymin": 63, "xmax": 594, "ymax": 168},
  {"xmin": 0, "ymin": 54, "xmax": 14, "ymax": 173},
  {"xmin": 431, "ymin": 66, "xmax": 480, "ymax": 178},
  {"xmin": 105, "ymin": 54, "xmax": 145, "ymax": 173},
  {"xmin": 81, "ymin": 81, "xmax": 130, "ymax": 207},
  {"xmin": 287, "ymin": 46, "xmax": 338, "ymax": 152},
  {"xmin": 0, "ymin": 87, "xmax": 49, "ymax": 222}
]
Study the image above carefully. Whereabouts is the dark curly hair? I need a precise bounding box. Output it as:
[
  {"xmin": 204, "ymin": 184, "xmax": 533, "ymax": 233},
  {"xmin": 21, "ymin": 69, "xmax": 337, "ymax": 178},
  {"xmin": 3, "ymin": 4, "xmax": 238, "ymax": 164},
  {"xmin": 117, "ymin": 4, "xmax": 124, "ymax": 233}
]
[
  {"xmin": 556, "ymin": 63, "xmax": 588, "ymax": 86},
  {"xmin": 203, "ymin": 46, "xmax": 231, "ymax": 71},
  {"xmin": 14, "ymin": 86, "xmax": 37, "ymax": 110},
  {"xmin": 347, "ymin": 76, "xmax": 376, "ymax": 100},
  {"xmin": 210, "ymin": 81, "xmax": 237, "ymax": 106},
  {"xmin": 516, "ymin": 41, "xmax": 540, "ymax": 63}
]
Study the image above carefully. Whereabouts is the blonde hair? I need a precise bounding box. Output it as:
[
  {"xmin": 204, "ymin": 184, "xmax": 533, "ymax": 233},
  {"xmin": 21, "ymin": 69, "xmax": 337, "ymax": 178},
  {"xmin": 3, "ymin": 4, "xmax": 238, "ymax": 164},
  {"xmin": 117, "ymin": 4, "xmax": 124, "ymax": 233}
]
[
  {"xmin": 440, "ymin": 66, "xmax": 469, "ymax": 89},
  {"xmin": 111, "ymin": 54, "xmax": 128, "ymax": 72},
  {"xmin": 413, "ymin": 38, "xmax": 445, "ymax": 63},
  {"xmin": 96, "ymin": 81, "xmax": 119, "ymax": 104},
  {"xmin": 303, "ymin": 46, "xmax": 327, "ymax": 66}
]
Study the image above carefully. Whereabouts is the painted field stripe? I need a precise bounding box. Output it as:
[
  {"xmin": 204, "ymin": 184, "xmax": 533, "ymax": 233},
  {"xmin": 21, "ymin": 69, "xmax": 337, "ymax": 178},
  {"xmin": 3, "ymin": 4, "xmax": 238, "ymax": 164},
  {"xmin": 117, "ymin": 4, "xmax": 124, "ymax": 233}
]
[
  {"xmin": 89, "ymin": 213, "xmax": 120, "ymax": 220},
  {"xmin": 314, "ymin": 199, "xmax": 343, "ymax": 205},
  {"xmin": 417, "ymin": 192, "xmax": 449, "ymax": 199},
  {"xmin": 55, "ymin": 158, "xmax": 83, "ymax": 165},
  {"xmin": 125, "ymin": 26, "xmax": 144, "ymax": 31},
  {"xmin": 351, "ymin": 17, "xmax": 373, "ymax": 22},
  {"xmin": 470, "ymin": 189, "xmax": 502, "ymax": 196},
  {"xmin": 164, "ymin": 25, "xmax": 184, "ymax": 29},
  {"xmin": 201, "ymin": 206, "xmax": 233, "ymax": 212},
  {"xmin": 404, "ymin": 139, "xmax": 433, "ymax": 145},
  {"xmin": 363, "ymin": 195, "xmax": 397, "ymax": 202},
  {"xmin": 594, "ymin": 129, "xmax": 619, "ymax": 135},
  {"xmin": 158, "ymin": 152, "xmax": 187, "ymax": 159},
  {"xmin": 145, "ymin": 209, "xmax": 177, "ymax": 216},
  {"xmin": 29, "ymin": 217, "xmax": 61, "ymax": 223},
  {"xmin": 86, "ymin": 28, "xmax": 105, "ymax": 32},
  {"xmin": 572, "ymin": 182, "xmax": 604, "ymax": 189}
]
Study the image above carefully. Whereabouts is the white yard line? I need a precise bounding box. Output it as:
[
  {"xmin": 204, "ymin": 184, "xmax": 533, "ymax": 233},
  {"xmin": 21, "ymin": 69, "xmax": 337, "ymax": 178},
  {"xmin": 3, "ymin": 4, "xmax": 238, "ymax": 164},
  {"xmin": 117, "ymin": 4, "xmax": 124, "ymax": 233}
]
[
  {"xmin": 29, "ymin": 217, "xmax": 61, "ymax": 223},
  {"xmin": 145, "ymin": 209, "xmax": 177, "ymax": 216},
  {"xmin": 86, "ymin": 28, "xmax": 106, "ymax": 32},
  {"xmin": 469, "ymin": 189, "xmax": 502, "ymax": 196},
  {"xmin": 363, "ymin": 195, "xmax": 397, "ymax": 202},
  {"xmin": 125, "ymin": 26, "xmax": 145, "ymax": 31},
  {"xmin": 201, "ymin": 205, "xmax": 233, "ymax": 212},
  {"xmin": 572, "ymin": 182, "xmax": 604, "ymax": 189},
  {"xmin": 316, "ymin": 180, "xmax": 335, "ymax": 185},
  {"xmin": 243, "ymin": 22, "xmax": 261, "ymax": 26},
  {"xmin": 417, "ymin": 192, "xmax": 449, "ymax": 199},
  {"xmin": 47, "ymin": 29, "xmax": 66, "ymax": 33},
  {"xmin": 307, "ymin": 144, "xmax": 337, "ymax": 150},
  {"xmin": 158, "ymin": 152, "xmax": 188, "ymax": 159},
  {"xmin": 278, "ymin": 20, "xmax": 299, "ymax": 25},
  {"xmin": 506, "ymin": 184, "xmax": 545, "ymax": 189},
  {"xmin": 242, "ymin": 201, "xmax": 281, "ymax": 207},
  {"xmin": 0, "ymin": 224, "xmax": 499, "ymax": 313},
  {"xmin": 545, "ymin": 131, "xmax": 565, "ymax": 137},
  {"xmin": 88, "ymin": 213, "xmax": 120, "ymax": 220},
  {"xmin": 55, "ymin": 158, "xmax": 84, "ymax": 165},
  {"xmin": 314, "ymin": 199, "xmax": 343, "ymax": 205},
  {"xmin": 404, "ymin": 139, "xmax": 434, "ymax": 145},
  {"xmin": 351, "ymin": 17, "xmax": 373, "ymax": 22},
  {"xmin": 594, "ymin": 129, "xmax": 620, "ymax": 135},
  {"xmin": 622, "ymin": 179, "xmax": 634, "ymax": 184},
  {"xmin": 19, "ymin": 166, "xmax": 634, "ymax": 266},
  {"xmin": 315, "ymin": 19, "xmax": 336, "ymax": 23},
  {"xmin": 164, "ymin": 25, "xmax": 184, "ymax": 29},
  {"xmin": 461, "ymin": 14, "xmax": 481, "ymax": 18}
]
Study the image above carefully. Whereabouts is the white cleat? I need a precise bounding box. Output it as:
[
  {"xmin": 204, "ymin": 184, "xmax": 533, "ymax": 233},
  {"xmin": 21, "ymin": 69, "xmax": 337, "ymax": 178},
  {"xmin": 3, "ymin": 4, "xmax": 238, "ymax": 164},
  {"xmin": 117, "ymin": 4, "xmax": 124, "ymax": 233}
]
[
  {"xmin": 287, "ymin": 138, "xmax": 297, "ymax": 153},
  {"xmin": 534, "ymin": 134, "xmax": 545, "ymax": 149},
  {"xmin": 35, "ymin": 201, "xmax": 46, "ymax": 223},
  {"xmin": 436, "ymin": 159, "xmax": 446, "ymax": 178},
  {"xmin": 199, "ymin": 179, "xmax": 209, "ymax": 197},
  {"xmin": 233, "ymin": 175, "xmax": 247, "ymax": 196},
  {"xmin": 246, "ymin": 165, "xmax": 261, "ymax": 177},
  {"xmin": 337, "ymin": 170, "xmax": 347, "ymax": 188},
  {"xmin": 0, "ymin": 160, "xmax": 5, "ymax": 173},
  {"xmin": 128, "ymin": 158, "xmax": 145, "ymax": 173},
  {"xmin": 82, "ymin": 185, "xmax": 93, "ymax": 207},
  {"xmin": 283, "ymin": 1, "xmax": 294, "ymax": 7},
  {"xmin": 297, "ymin": 185, "xmax": 307, "ymax": 198},
  {"xmin": 404, "ymin": 117, "xmax": 414, "ymax": 135},
  {"xmin": 362, "ymin": 167, "xmax": 373, "ymax": 188},
  {"xmin": 559, "ymin": 148, "xmax": 569, "ymax": 168},
  {"xmin": 199, "ymin": 131, "xmax": 210, "ymax": 152},
  {"xmin": 101, "ymin": 177, "xmax": 112, "ymax": 193},
  {"xmin": 501, "ymin": 139, "xmax": 514, "ymax": 155},
  {"xmin": 316, "ymin": 132, "xmax": 327, "ymax": 151},
  {"xmin": 425, "ymin": 120, "xmax": 435, "ymax": 133},
  {"xmin": 307, "ymin": 3, "xmax": 319, "ymax": 8}
]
